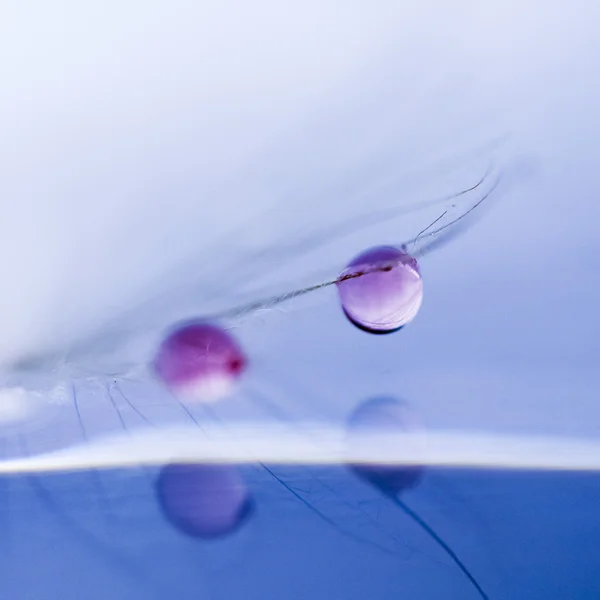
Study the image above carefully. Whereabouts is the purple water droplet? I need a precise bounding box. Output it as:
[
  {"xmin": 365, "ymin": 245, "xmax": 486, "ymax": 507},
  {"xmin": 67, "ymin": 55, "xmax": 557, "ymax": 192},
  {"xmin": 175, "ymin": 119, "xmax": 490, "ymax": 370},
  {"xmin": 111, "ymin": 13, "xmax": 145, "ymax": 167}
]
[
  {"xmin": 156, "ymin": 463, "xmax": 254, "ymax": 539},
  {"xmin": 336, "ymin": 246, "xmax": 423, "ymax": 334},
  {"xmin": 346, "ymin": 396, "xmax": 424, "ymax": 495},
  {"xmin": 153, "ymin": 322, "xmax": 247, "ymax": 402}
]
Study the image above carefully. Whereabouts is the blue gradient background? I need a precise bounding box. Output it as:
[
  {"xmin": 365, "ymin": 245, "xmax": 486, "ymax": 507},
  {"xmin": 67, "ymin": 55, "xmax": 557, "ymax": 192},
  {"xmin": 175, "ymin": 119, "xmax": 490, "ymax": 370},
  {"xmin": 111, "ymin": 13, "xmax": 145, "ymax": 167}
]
[{"xmin": 1, "ymin": 1, "xmax": 600, "ymax": 598}]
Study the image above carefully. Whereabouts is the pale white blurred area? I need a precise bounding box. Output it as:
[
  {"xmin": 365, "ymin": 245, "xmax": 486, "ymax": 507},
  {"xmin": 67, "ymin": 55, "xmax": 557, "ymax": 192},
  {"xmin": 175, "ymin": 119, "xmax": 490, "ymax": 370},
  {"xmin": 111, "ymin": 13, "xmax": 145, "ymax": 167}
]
[
  {"xmin": 0, "ymin": 0, "xmax": 599, "ymax": 448},
  {"xmin": 1, "ymin": 0, "xmax": 475, "ymax": 366}
]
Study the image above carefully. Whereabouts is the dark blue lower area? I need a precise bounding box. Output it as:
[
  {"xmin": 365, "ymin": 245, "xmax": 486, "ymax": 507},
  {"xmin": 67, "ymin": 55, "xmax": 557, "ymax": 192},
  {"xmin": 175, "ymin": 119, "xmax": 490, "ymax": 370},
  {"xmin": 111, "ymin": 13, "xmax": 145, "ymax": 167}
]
[{"xmin": 0, "ymin": 465, "xmax": 598, "ymax": 600}]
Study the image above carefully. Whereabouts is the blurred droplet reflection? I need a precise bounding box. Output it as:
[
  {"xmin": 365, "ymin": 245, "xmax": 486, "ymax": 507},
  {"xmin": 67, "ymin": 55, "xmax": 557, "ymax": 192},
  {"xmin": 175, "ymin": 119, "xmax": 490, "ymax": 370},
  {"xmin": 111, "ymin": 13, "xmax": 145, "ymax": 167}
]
[
  {"xmin": 346, "ymin": 397, "xmax": 490, "ymax": 599},
  {"xmin": 156, "ymin": 463, "xmax": 254, "ymax": 539},
  {"xmin": 346, "ymin": 396, "xmax": 424, "ymax": 495}
]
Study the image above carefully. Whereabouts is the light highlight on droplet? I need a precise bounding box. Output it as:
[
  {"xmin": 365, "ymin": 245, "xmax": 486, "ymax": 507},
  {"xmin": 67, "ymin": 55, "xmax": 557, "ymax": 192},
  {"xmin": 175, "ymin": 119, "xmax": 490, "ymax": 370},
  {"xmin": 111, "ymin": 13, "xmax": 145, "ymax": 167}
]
[{"xmin": 336, "ymin": 246, "xmax": 423, "ymax": 334}]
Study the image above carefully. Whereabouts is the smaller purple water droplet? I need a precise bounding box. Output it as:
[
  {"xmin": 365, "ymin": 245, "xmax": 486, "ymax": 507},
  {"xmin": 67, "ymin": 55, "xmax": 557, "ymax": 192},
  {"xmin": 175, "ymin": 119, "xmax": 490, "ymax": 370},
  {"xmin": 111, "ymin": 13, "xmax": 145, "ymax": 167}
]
[
  {"xmin": 336, "ymin": 246, "xmax": 423, "ymax": 334},
  {"xmin": 153, "ymin": 322, "xmax": 247, "ymax": 402},
  {"xmin": 156, "ymin": 463, "xmax": 254, "ymax": 539},
  {"xmin": 346, "ymin": 397, "xmax": 424, "ymax": 495}
]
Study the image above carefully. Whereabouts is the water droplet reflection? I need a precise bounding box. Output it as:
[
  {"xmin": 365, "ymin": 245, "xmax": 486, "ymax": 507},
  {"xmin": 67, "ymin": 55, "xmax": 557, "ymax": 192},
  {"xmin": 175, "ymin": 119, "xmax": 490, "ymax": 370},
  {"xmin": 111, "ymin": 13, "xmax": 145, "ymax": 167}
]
[
  {"xmin": 156, "ymin": 462, "xmax": 254, "ymax": 539},
  {"xmin": 346, "ymin": 398, "xmax": 489, "ymax": 599},
  {"xmin": 346, "ymin": 396, "xmax": 424, "ymax": 495}
]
